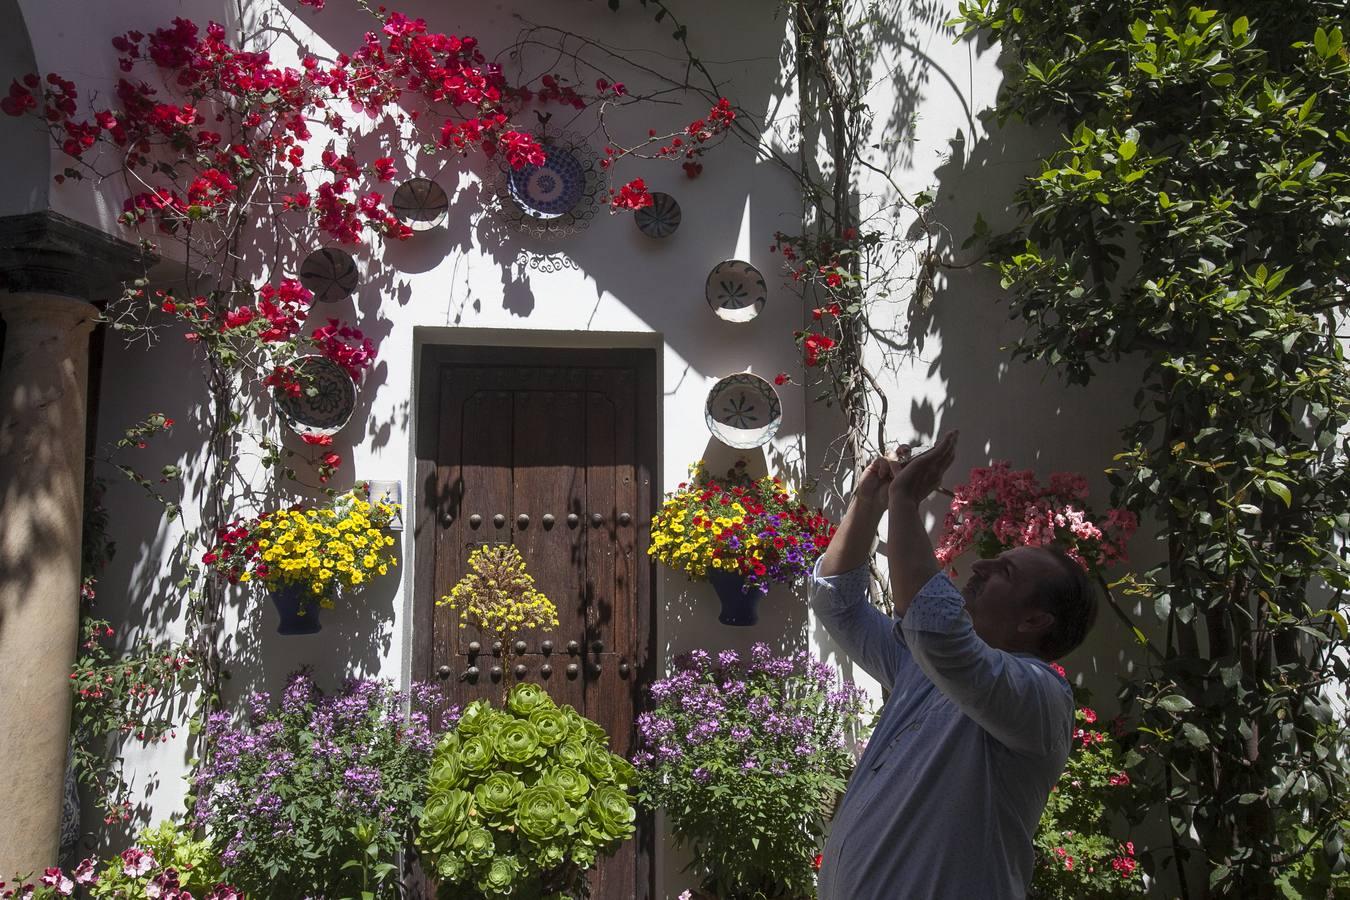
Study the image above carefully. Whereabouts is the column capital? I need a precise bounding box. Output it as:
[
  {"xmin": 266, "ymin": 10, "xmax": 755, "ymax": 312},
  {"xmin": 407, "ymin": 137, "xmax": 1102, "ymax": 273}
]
[{"xmin": 0, "ymin": 210, "xmax": 146, "ymax": 304}]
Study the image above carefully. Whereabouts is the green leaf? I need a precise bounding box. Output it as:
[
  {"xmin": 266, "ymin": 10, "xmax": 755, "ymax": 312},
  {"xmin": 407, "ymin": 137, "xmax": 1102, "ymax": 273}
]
[
  {"xmin": 1267, "ymin": 481, "xmax": 1292, "ymax": 507},
  {"xmin": 1119, "ymin": 139, "xmax": 1138, "ymax": 160},
  {"xmin": 1181, "ymin": 723, "xmax": 1210, "ymax": 748},
  {"xmin": 1315, "ymin": 26, "xmax": 1329, "ymax": 58},
  {"xmin": 1130, "ymin": 19, "xmax": 1148, "ymax": 42},
  {"xmin": 1158, "ymin": 694, "xmax": 1194, "ymax": 712},
  {"xmin": 1232, "ymin": 16, "xmax": 1248, "ymax": 38}
]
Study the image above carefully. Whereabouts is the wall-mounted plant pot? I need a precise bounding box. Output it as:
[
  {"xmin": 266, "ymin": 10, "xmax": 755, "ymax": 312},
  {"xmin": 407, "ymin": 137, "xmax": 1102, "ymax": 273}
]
[
  {"xmin": 298, "ymin": 247, "xmax": 359, "ymax": 302},
  {"xmin": 705, "ymin": 372, "xmax": 782, "ymax": 449},
  {"xmin": 706, "ymin": 260, "xmax": 766, "ymax": 322},
  {"xmin": 270, "ymin": 583, "xmax": 323, "ymax": 635},
  {"xmin": 392, "ymin": 177, "xmax": 449, "ymax": 231},
  {"xmin": 272, "ymin": 354, "xmax": 357, "ymax": 439},
  {"xmin": 709, "ymin": 570, "xmax": 765, "ymax": 626},
  {"xmin": 634, "ymin": 191, "xmax": 681, "ymax": 239}
]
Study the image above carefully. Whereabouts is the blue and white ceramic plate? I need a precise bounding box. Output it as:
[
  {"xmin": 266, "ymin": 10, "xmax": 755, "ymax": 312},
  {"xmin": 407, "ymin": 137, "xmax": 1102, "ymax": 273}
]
[
  {"xmin": 706, "ymin": 259, "xmax": 767, "ymax": 322},
  {"xmin": 507, "ymin": 145, "xmax": 587, "ymax": 220},
  {"xmin": 299, "ymin": 247, "xmax": 359, "ymax": 303},
  {"xmin": 705, "ymin": 373, "xmax": 783, "ymax": 449},
  {"xmin": 273, "ymin": 355, "xmax": 357, "ymax": 438},
  {"xmin": 635, "ymin": 191, "xmax": 681, "ymax": 238}
]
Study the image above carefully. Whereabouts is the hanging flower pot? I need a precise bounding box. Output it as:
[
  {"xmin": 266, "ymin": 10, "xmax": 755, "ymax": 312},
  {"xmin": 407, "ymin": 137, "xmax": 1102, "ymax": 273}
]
[
  {"xmin": 269, "ymin": 583, "xmax": 323, "ymax": 635},
  {"xmin": 708, "ymin": 570, "xmax": 766, "ymax": 627}
]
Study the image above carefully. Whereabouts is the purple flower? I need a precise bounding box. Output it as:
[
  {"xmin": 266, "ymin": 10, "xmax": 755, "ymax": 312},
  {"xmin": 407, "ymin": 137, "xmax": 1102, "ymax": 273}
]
[{"xmin": 693, "ymin": 766, "xmax": 711, "ymax": 783}]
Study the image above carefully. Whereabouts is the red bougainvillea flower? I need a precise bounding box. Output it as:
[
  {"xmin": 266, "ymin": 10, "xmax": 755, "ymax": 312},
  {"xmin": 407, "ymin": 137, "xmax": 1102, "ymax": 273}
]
[
  {"xmin": 301, "ymin": 433, "xmax": 333, "ymax": 446},
  {"xmin": 610, "ymin": 178, "xmax": 653, "ymax": 211},
  {"xmin": 773, "ymin": 373, "xmax": 790, "ymax": 386},
  {"xmin": 800, "ymin": 331, "xmax": 837, "ymax": 367},
  {"xmin": 682, "ymin": 161, "xmax": 703, "ymax": 178},
  {"xmin": 372, "ymin": 156, "xmax": 397, "ymax": 181}
]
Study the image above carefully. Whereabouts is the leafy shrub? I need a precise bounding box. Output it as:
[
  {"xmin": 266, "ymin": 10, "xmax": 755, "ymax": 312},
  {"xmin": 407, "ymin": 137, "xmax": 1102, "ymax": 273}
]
[
  {"xmin": 415, "ymin": 683, "xmax": 638, "ymax": 899},
  {"xmin": 1031, "ymin": 675, "xmax": 1143, "ymax": 899},
  {"xmin": 633, "ymin": 644, "xmax": 868, "ymax": 899},
  {"xmin": 190, "ymin": 672, "xmax": 452, "ymax": 898}
]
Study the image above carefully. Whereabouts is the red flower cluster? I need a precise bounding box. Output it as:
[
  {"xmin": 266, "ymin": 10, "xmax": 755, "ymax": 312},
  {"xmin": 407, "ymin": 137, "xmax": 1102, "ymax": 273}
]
[
  {"xmin": 202, "ymin": 517, "xmax": 269, "ymax": 583},
  {"xmin": 609, "ymin": 178, "xmax": 654, "ymax": 211},
  {"xmin": 311, "ymin": 318, "xmax": 377, "ymax": 380},
  {"xmin": 797, "ymin": 331, "xmax": 837, "ymax": 367}
]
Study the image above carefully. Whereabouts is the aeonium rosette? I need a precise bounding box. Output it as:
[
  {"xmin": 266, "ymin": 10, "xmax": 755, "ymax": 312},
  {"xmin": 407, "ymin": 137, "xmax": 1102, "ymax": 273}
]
[
  {"xmin": 648, "ymin": 460, "xmax": 836, "ymax": 594},
  {"xmin": 415, "ymin": 682, "xmax": 637, "ymax": 899},
  {"xmin": 201, "ymin": 484, "xmax": 399, "ymax": 609},
  {"xmin": 934, "ymin": 460, "xmax": 1139, "ymax": 576}
]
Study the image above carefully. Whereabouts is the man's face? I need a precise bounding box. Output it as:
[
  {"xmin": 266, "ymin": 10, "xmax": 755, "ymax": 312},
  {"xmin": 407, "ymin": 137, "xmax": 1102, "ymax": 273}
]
[{"xmin": 960, "ymin": 547, "xmax": 1061, "ymax": 652}]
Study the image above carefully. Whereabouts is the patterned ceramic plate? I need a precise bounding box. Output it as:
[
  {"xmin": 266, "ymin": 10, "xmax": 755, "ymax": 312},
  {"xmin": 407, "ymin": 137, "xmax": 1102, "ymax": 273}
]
[
  {"xmin": 705, "ymin": 373, "xmax": 783, "ymax": 449},
  {"xmin": 706, "ymin": 260, "xmax": 767, "ymax": 322},
  {"xmin": 634, "ymin": 191, "xmax": 681, "ymax": 238},
  {"xmin": 299, "ymin": 247, "xmax": 360, "ymax": 303},
  {"xmin": 392, "ymin": 178, "xmax": 449, "ymax": 231},
  {"xmin": 507, "ymin": 145, "xmax": 587, "ymax": 220},
  {"xmin": 273, "ymin": 355, "xmax": 357, "ymax": 438}
]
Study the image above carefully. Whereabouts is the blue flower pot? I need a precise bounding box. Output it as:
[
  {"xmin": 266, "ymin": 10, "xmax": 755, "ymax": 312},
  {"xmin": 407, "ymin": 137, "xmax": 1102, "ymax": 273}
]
[
  {"xmin": 709, "ymin": 571, "xmax": 765, "ymax": 626},
  {"xmin": 269, "ymin": 584, "xmax": 322, "ymax": 635}
]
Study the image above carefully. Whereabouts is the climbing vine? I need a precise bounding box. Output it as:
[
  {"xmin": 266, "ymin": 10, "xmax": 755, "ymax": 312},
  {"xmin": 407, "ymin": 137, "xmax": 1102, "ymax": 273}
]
[{"xmin": 956, "ymin": 2, "xmax": 1350, "ymax": 895}]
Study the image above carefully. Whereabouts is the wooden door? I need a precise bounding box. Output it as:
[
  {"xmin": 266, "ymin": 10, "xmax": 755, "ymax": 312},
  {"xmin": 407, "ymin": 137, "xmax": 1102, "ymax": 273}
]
[{"xmin": 412, "ymin": 345, "xmax": 657, "ymax": 899}]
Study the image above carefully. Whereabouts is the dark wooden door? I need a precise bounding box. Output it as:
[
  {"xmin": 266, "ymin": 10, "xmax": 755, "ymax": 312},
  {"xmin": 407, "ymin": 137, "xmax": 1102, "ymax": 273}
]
[{"xmin": 413, "ymin": 345, "xmax": 656, "ymax": 899}]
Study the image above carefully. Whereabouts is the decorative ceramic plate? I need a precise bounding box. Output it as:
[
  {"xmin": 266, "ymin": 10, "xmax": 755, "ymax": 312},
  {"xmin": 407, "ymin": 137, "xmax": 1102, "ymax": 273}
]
[
  {"xmin": 491, "ymin": 131, "xmax": 604, "ymax": 239},
  {"xmin": 706, "ymin": 260, "xmax": 767, "ymax": 323},
  {"xmin": 705, "ymin": 373, "xmax": 783, "ymax": 449},
  {"xmin": 272, "ymin": 354, "xmax": 357, "ymax": 438},
  {"xmin": 507, "ymin": 145, "xmax": 587, "ymax": 219},
  {"xmin": 391, "ymin": 178, "xmax": 449, "ymax": 232},
  {"xmin": 298, "ymin": 247, "xmax": 359, "ymax": 303},
  {"xmin": 635, "ymin": 192, "xmax": 681, "ymax": 238}
]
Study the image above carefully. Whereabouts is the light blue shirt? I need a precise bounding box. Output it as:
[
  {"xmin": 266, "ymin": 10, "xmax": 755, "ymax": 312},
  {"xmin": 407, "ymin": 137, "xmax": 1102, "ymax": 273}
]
[{"xmin": 810, "ymin": 560, "xmax": 1074, "ymax": 899}]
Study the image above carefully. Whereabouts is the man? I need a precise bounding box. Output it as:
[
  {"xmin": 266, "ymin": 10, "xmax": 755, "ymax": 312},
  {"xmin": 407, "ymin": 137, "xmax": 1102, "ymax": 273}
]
[{"xmin": 811, "ymin": 430, "xmax": 1099, "ymax": 899}]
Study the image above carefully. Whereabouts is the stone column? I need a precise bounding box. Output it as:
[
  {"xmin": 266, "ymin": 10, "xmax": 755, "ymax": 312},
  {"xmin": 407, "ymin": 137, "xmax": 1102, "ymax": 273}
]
[
  {"xmin": 0, "ymin": 293, "xmax": 97, "ymax": 876},
  {"xmin": 0, "ymin": 211, "xmax": 142, "ymax": 878}
]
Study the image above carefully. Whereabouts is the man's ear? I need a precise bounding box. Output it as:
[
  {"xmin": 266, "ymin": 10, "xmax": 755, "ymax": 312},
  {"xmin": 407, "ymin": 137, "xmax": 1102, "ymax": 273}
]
[{"xmin": 1018, "ymin": 609, "xmax": 1055, "ymax": 635}]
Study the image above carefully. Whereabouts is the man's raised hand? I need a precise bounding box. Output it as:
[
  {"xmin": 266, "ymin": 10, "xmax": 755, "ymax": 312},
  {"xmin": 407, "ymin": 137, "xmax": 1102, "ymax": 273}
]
[{"xmin": 888, "ymin": 431, "xmax": 958, "ymax": 506}]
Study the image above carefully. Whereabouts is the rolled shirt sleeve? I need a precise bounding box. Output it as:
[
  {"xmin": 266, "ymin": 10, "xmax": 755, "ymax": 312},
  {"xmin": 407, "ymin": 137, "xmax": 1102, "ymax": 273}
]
[
  {"xmin": 898, "ymin": 570, "xmax": 1073, "ymax": 757},
  {"xmin": 809, "ymin": 558, "xmax": 910, "ymax": 692}
]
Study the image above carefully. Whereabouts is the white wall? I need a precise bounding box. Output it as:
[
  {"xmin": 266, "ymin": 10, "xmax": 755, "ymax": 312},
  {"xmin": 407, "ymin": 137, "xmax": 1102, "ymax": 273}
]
[{"xmin": 13, "ymin": 0, "xmax": 1156, "ymax": 894}]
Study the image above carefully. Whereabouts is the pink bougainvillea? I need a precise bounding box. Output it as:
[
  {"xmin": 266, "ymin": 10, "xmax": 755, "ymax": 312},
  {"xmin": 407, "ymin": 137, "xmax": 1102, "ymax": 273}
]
[{"xmin": 933, "ymin": 460, "xmax": 1138, "ymax": 574}]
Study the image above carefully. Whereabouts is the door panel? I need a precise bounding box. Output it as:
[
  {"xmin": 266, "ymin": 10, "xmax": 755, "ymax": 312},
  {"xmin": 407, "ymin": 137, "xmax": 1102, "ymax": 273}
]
[{"xmin": 414, "ymin": 346, "xmax": 656, "ymax": 900}]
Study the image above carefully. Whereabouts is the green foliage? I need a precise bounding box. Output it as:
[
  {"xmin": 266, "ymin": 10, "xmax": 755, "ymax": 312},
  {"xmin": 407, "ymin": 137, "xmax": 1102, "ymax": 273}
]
[
  {"xmin": 191, "ymin": 673, "xmax": 448, "ymax": 899},
  {"xmin": 90, "ymin": 821, "xmax": 226, "ymax": 899},
  {"xmin": 957, "ymin": 0, "xmax": 1350, "ymax": 894},
  {"xmin": 1032, "ymin": 693, "xmax": 1144, "ymax": 898},
  {"xmin": 416, "ymin": 683, "xmax": 638, "ymax": 899},
  {"xmin": 633, "ymin": 647, "xmax": 868, "ymax": 899}
]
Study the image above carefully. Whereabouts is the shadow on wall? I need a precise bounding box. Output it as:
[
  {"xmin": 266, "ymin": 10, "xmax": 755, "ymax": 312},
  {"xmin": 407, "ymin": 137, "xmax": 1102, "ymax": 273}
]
[{"xmin": 910, "ymin": 34, "xmax": 1161, "ymax": 697}]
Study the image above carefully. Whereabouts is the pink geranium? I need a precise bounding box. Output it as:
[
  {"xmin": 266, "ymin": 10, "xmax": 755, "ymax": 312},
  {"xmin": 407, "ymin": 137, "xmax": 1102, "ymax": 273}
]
[{"xmin": 934, "ymin": 460, "xmax": 1138, "ymax": 574}]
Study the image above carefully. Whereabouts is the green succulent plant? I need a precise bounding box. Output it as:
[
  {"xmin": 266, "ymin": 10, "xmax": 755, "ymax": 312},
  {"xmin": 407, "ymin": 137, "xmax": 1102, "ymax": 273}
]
[{"xmin": 416, "ymin": 683, "xmax": 638, "ymax": 899}]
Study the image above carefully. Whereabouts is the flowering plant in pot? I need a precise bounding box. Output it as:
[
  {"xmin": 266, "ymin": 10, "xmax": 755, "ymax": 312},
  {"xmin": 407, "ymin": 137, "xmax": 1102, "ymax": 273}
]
[
  {"xmin": 202, "ymin": 484, "xmax": 399, "ymax": 633},
  {"xmin": 648, "ymin": 461, "xmax": 836, "ymax": 626},
  {"xmin": 934, "ymin": 461, "xmax": 1138, "ymax": 577},
  {"xmin": 189, "ymin": 671, "xmax": 454, "ymax": 899},
  {"xmin": 415, "ymin": 682, "xmax": 638, "ymax": 899},
  {"xmin": 633, "ymin": 644, "xmax": 868, "ymax": 899},
  {"xmin": 1031, "ymin": 668, "xmax": 1143, "ymax": 898}
]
